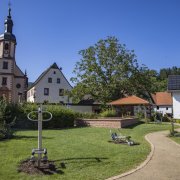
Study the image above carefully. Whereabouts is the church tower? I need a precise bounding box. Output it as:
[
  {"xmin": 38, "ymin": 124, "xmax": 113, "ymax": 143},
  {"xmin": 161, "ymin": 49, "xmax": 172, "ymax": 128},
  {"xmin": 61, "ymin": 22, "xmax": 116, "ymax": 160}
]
[{"xmin": 0, "ymin": 6, "xmax": 28, "ymax": 103}]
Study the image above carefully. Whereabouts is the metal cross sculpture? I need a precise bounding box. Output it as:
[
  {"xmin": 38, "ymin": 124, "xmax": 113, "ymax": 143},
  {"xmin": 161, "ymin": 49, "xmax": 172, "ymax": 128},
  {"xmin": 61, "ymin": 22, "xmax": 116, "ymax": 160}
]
[{"xmin": 27, "ymin": 104, "xmax": 52, "ymax": 168}]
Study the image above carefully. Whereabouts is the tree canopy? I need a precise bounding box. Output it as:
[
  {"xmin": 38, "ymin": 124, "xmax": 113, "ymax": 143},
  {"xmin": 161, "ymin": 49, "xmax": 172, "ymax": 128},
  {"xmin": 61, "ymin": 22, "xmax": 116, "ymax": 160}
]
[{"xmin": 70, "ymin": 37, "xmax": 177, "ymax": 103}]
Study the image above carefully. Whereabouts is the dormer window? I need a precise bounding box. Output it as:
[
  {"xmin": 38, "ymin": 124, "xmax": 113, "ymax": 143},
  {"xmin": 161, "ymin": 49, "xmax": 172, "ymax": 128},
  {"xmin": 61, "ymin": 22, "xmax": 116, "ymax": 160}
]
[
  {"xmin": 3, "ymin": 62, "xmax": 8, "ymax": 69},
  {"xmin": 48, "ymin": 77, "xmax": 52, "ymax": 83}
]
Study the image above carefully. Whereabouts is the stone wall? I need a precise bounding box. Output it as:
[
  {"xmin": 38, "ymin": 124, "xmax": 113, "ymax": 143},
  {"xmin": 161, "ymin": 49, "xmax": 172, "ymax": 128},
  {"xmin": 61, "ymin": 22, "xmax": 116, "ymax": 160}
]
[{"xmin": 75, "ymin": 118, "xmax": 138, "ymax": 128}]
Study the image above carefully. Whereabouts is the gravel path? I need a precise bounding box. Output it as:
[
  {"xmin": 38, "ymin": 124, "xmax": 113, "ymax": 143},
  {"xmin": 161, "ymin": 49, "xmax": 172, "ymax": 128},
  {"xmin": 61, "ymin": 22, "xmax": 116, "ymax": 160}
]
[{"xmin": 108, "ymin": 129, "xmax": 180, "ymax": 180}]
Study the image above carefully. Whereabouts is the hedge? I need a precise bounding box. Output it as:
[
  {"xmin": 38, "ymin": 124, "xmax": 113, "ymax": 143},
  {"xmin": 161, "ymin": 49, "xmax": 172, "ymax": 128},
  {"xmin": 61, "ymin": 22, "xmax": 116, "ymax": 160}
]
[{"xmin": 10, "ymin": 103, "xmax": 98, "ymax": 129}]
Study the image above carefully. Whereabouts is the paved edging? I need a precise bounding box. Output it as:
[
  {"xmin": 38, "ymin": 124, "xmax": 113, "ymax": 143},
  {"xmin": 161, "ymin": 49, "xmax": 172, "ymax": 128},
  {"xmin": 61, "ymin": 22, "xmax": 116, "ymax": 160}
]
[{"xmin": 106, "ymin": 133, "xmax": 155, "ymax": 180}]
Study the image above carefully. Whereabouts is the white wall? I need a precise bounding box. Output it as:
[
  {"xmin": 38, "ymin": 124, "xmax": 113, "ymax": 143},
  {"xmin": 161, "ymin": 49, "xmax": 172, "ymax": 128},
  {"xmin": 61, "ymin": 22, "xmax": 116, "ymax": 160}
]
[
  {"xmin": 27, "ymin": 68, "xmax": 72, "ymax": 104},
  {"xmin": 27, "ymin": 87, "xmax": 35, "ymax": 102},
  {"xmin": 67, "ymin": 105, "xmax": 93, "ymax": 113},
  {"xmin": 153, "ymin": 106, "xmax": 172, "ymax": 116},
  {"xmin": 172, "ymin": 92, "xmax": 180, "ymax": 119}
]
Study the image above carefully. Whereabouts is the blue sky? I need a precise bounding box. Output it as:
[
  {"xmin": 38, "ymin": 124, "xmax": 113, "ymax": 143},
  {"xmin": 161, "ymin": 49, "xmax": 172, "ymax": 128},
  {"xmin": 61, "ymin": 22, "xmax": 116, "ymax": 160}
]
[{"xmin": 0, "ymin": 0, "xmax": 180, "ymax": 84}]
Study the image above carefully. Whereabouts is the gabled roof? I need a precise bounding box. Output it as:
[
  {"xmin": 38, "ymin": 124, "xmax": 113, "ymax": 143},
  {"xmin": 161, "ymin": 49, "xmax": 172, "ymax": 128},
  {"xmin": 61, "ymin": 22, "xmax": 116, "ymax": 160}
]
[
  {"xmin": 151, "ymin": 92, "xmax": 172, "ymax": 106},
  {"xmin": 28, "ymin": 62, "xmax": 72, "ymax": 90},
  {"xmin": 168, "ymin": 75, "xmax": 180, "ymax": 91},
  {"xmin": 109, "ymin": 95, "xmax": 149, "ymax": 105},
  {"xmin": 14, "ymin": 63, "xmax": 25, "ymax": 77}
]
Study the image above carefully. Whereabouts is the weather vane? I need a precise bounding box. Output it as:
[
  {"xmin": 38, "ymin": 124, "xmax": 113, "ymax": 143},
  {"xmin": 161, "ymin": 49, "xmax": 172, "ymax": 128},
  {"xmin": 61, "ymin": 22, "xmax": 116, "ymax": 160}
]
[
  {"xmin": 8, "ymin": 0, "xmax": 11, "ymax": 8},
  {"xmin": 8, "ymin": 0, "xmax": 11, "ymax": 16}
]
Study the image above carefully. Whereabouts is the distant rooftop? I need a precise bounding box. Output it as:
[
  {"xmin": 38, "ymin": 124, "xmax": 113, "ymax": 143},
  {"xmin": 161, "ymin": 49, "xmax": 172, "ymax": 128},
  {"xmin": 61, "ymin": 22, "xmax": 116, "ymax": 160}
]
[
  {"xmin": 109, "ymin": 95, "xmax": 149, "ymax": 105},
  {"xmin": 151, "ymin": 92, "xmax": 172, "ymax": 106},
  {"xmin": 168, "ymin": 75, "xmax": 180, "ymax": 91}
]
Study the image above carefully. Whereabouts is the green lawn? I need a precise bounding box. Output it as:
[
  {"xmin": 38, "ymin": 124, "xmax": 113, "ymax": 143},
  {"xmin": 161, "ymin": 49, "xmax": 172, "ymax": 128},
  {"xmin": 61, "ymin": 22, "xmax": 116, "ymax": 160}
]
[
  {"xmin": 170, "ymin": 130, "xmax": 180, "ymax": 144},
  {"xmin": 0, "ymin": 123, "xmax": 174, "ymax": 180},
  {"xmin": 171, "ymin": 137, "xmax": 180, "ymax": 144}
]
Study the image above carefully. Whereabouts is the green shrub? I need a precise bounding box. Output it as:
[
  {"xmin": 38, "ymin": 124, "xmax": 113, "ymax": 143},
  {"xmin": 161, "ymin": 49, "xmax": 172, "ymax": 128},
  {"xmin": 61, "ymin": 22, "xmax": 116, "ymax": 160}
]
[
  {"xmin": 76, "ymin": 112, "xmax": 98, "ymax": 119},
  {"xmin": 14, "ymin": 104, "xmax": 76, "ymax": 129},
  {"xmin": 13, "ymin": 103, "xmax": 38, "ymax": 129},
  {"xmin": 0, "ymin": 98, "xmax": 16, "ymax": 139},
  {"xmin": 162, "ymin": 114, "xmax": 171, "ymax": 122},
  {"xmin": 175, "ymin": 119, "xmax": 180, "ymax": 124},
  {"xmin": 100, "ymin": 109, "xmax": 116, "ymax": 117},
  {"xmin": 136, "ymin": 112, "xmax": 145, "ymax": 119},
  {"xmin": 43, "ymin": 105, "xmax": 75, "ymax": 128}
]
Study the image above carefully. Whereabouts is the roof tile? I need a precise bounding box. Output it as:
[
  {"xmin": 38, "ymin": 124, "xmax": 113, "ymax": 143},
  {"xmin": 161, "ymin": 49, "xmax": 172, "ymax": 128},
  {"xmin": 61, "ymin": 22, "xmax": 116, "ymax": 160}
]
[
  {"xmin": 151, "ymin": 92, "xmax": 172, "ymax": 106},
  {"xmin": 109, "ymin": 95, "xmax": 149, "ymax": 105}
]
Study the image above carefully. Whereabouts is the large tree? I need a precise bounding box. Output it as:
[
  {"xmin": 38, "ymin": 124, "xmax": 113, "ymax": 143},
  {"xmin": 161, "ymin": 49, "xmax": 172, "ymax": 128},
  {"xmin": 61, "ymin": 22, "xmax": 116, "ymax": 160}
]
[{"xmin": 71, "ymin": 37, "xmax": 157, "ymax": 103}]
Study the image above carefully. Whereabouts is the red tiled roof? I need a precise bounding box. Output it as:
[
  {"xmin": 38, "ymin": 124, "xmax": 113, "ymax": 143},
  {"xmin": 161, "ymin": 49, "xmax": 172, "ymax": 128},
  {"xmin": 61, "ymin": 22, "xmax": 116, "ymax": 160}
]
[
  {"xmin": 109, "ymin": 95, "xmax": 149, "ymax": 105},
  {"xmin": 151, "ymin": 92, "xmax": 172, "ymax": 106}
]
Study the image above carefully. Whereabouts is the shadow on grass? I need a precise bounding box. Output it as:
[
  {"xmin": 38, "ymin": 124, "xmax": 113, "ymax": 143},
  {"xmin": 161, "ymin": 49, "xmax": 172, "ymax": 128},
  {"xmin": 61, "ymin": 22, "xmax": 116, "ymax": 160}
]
[
  {"xmin": 13, "ymin": 135, "xmax": 54, "ymax": 140},
  {"xmin": 0, "ymin": 135, "xmax": 54, "ymax": 142},
  {"xmin": 122, "ymin": 121, "xmax": 144, "ymax": 129},
  {"xmin": 54, "ymin": 157, "xmax": 109, "ymax": 169},
  {"xmin": 18, "ymin": 157, "xmax": 109, "ymax": 175}
]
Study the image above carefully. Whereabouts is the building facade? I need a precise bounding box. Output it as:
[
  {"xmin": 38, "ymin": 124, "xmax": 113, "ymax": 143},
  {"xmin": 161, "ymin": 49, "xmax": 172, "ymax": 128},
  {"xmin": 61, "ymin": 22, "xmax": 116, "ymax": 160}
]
[
  {"xmin": 27, "ymin": 63, "xmax": 72, "ymax": 104},
  {"xmin": 151, "ymin": 92, "xmax": 173, "ymax": 116},
  {"xmin": 0, "ymin": 7, "xmax": 27, "ymax": 103},
  {"xmin": 168, "ymin": 75, "xmax": 180, "ymax": 119}
]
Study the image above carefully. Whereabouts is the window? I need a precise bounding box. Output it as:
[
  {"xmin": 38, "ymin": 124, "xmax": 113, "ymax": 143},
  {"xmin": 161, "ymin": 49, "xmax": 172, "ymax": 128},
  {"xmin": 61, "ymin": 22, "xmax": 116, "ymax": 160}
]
[
  {"xmin": 157, "ymin": 106, "xmax": 159, "ymax": 110},
  {"xmin": 53, "ymin": 71, "xmax": 56, "ymax": 74},
  {"xmin": 16, "ymin": 83, "xmax": 21, "ymax": 89},
  {"xmin": 59, "ymin": 89, "xmax": 64, "ymax": 96},
  {"xmin": 3, "ymin": 62, "xmax": 8, "ymax": 69},
  {"xmin": 5, "ymin": 43, "xmax": 9, "ymax": 50},
  {"xmin": 57, "ymin": 78, "xmax": 60, "ymax": 84},
  {"xmin": 44, "ymin": 88, "xmax": 49, "ymax": 96},
  {"xmin": 2, "ymin": 77, "xmax": 7, "ymax": 85},
  {"xmin": 166, "ymin": 107, "xmax": 168, "ymax": 110},
  {"xmin": 48, "ymin": 78, "xmax": 52, "ymax": 83}
]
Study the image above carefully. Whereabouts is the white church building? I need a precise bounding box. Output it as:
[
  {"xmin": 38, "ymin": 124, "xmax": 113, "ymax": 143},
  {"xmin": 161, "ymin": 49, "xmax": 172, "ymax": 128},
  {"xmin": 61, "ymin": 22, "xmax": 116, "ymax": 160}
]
[{"xmin": 27, "ymin": 63, "xmax": 72, "ymax": 104}]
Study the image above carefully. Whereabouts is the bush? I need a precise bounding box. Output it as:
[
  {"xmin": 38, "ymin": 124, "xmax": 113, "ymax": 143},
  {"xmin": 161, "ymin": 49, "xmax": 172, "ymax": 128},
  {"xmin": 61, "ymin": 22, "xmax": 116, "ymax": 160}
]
[
  {"xmin": 43, "ymin": 105, "xmax": 76, "ymax": 128},
  {"xmin": 13, "ymin": 103, "xmax": 38, "ymax": 129},
  {"xmin": 175, "ymin": 119, "xmax": 180, "ymax": 124},
  {"xmin": 162, "ymin": 114, "xmax": 171, "ymax": 122},
  {"xmin": 75, "ymin": 112, "xmax": 98, "ymax": 119},
  {"xmin": 0, "ymin": 98, "xmax": 16, "ymax": 139},
  {"xmin": 100, "ymin": 109, "xmax": 116, "ymax": 117},
  {"xmin": 14, "ymin": 104, "xmax": 76, "ymax": 129},
  {"xmin": 136, "ymin": 112, "xmax": 145, "ymax": 119}
]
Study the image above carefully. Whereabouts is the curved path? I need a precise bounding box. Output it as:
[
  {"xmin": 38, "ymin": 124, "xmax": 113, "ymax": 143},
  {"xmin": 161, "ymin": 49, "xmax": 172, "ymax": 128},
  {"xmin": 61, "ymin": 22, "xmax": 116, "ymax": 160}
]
[{"xmin": 109, "ymin": 129, "xmax": 180, "ymax": 180}]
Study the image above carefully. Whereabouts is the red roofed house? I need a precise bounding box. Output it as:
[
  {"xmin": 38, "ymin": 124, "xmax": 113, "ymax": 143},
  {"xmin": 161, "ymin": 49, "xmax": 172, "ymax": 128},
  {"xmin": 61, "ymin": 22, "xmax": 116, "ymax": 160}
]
[
  {"xmin": 109, "ymin": 95, "xmax": 151, "ymax": 117},
  {"xmin": 151, "ymin": 92, "xmax": 173, "ymax": 116}
]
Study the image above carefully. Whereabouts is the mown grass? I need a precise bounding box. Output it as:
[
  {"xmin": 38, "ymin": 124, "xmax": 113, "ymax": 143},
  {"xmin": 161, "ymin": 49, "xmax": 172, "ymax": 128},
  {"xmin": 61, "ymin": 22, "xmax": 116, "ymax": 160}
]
[
  {"xmin": 171, "ymin": 137, "xmax": 180, "ymax": 144},
  {"xmin": 170, "ymin": 130, "xmax": 180, "ymax": 144},
  {"xmin": 0, "ymin": 123, "xmax": 174, "ymax": 180}
]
